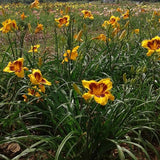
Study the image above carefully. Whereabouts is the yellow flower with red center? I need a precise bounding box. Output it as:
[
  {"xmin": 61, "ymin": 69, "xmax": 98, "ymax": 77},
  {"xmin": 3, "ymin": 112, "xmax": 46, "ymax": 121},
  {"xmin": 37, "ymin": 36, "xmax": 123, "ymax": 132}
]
[
  {"xmin": 55, "ymin": 15, "xmax": 70, "ymax": 28},
  {"xmin": 30, "ymin": 0, "xmax": 39, "ymax": 9},
  {"xmin": 21, "ymin": 12, "xmax": 27, "ymax": 20},
  {"xmin": 3, "ymin": 58, "xmax": 28, "ymax": 78},
  {"xmin": 35, "ymin": 23, "xmax": 43, "ymax": 34},
  {"xmin": 28, "ymin": 44, "xmax": 40, "ymax": 53},
  {"xmin": 92, "ymin": 34, "xmax": 110, "ymax": 42},
  {"xmin": 62, "ymin": 46, "xmax": 79, "ymax": 63},
  {"xmin": 81, "ymin": 10, "xmax": 94, "ymax": 20},
  {"xmin": 102, "ymin": 16, "xmax": 120, "ymax": 29},
  {"xmin": 122, "ymin": 10, "xmax": 129, "ymax": 19},
  {"xmin": 0, "ymin": 19, "xmax": 18, "ymax": 33},
  {"xmin": 82, "ymin": 78, "xmax": 114, "ymax": 106},
  {"xmin": 142, "ymin": 36, "xmax": 160, "ymax": 56},
  {"xmin": 28, "ymin": 69, "xmax": 51, "ymax": 86}
]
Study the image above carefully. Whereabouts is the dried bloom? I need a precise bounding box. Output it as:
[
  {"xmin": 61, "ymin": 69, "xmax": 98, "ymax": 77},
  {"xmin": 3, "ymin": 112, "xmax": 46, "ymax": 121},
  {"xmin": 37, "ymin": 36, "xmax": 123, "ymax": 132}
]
[
  {"xmin": 92, "ymin": 34, "xmax": 110, "ymax": 42},
  {"xmin": 74, "ymin": 30, "xmax": 83, "ymax": 42}
]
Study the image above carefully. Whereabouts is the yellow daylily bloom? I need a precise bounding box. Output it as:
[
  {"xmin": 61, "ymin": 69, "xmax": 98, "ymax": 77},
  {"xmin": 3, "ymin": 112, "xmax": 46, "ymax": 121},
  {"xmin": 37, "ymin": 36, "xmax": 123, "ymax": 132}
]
[
  {"xmin": 30, "ymin": 0, "xmax": 39, "ymax": 9},
  {"xmin": 55, "ymin": 15, "xmax": 70, "ymax": 28},
  {"xmin": 62, "ymin": 46, "xmax": 79, "ymax": 63},
  {"xmin": 122, "ymin": 10, "xmax": 129, "ymax": 19},
  {"xmin": 28, "ymin": 69, "xmax": 51, "ymax": 86},
  {"xmin": 0, "ymin": 19, "xmax": 18, "ymax": 33},
  {"xmin": 81, "ymin": 10, "xmax": 94, "ymax": 20},
  {"xmin": 28, "ymin": 86, "xmax": 41, "ymax": 97},
  {"xmin": 141, "ymin": 36, "xmax": 160, "ymax": 56},
  {"xmin": 21, "ymin": 12, "xmax": 27, "ymax": 20},
  {"xmin": 3, "ymin": 58, "xmax": 28, "ymax": 78},
  {"xmin": 35, "ymin": 23, "xmax": 43, "ymax": 34},
  {"xmin": 82, "ymin": 78, "xmax": 114, "ymax": 106},
  {"xmin": 28, "ymin": 44, "xmax": 40, "ymax": 53},
  {"xmin": 102, "ymin": 16, "xmax": 120, "ymax": 29}
]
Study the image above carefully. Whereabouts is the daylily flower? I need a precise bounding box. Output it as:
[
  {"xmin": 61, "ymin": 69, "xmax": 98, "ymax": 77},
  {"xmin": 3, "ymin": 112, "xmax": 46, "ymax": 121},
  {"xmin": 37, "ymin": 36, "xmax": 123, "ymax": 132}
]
[
  {"xmin": 3, "ymin": 58, "xmax": 28, "ymax": 78},
  {"xmin": 21, "ymin": 12, "xmax": 27, "ymax": 20},
  {"xmin": 28, "ymin": 44, "xmax": 40, "ymax": 53},
  {"xmin": 81, "ymin": 10, "xmax": 94, "ymax": 19},
  {"xmin": 133, "ymin": 29, "xmax": 139, "ymax": 34},
  {"xmin": 30, "ymin": 0, "xmax": 39, "ymax": 9},
  {"xmin": 28, "ymin": 86, "xmax": 41, "ymax": 97},
  {"xmin": 62, "ymin": 46, "xmax": 79, "ymax": 63},
  {"xmin": 102, "ymin": 16, "xmax": 120, "ymax": 29},
  {"xmin": 142, "ymin": 36, "xmax": 160, "ymax": 56},
  {"xmin": 82, "ymin": 78, "xmax": 114, "ymax": 106},
  {"xmin": 0, "ymin": 19, "xmax": 18, "ymax": 33},
  {"xmin": 122, "ymin": 10, "xmax": 129, "ymax": 19},
  {"xmin": 35, "ymin": 23, "xmax": 43, "ymax": 34},
  {"xmin": 55, "ymin": 15, "xmax": 70, "ymax": 28},
  {"xmin": 92, "ymin": 34, "xmax": 110, "ymax": 42},
  {"xmin": 28, "ymin": 69, "xmax": 51, "ymax": 85}
]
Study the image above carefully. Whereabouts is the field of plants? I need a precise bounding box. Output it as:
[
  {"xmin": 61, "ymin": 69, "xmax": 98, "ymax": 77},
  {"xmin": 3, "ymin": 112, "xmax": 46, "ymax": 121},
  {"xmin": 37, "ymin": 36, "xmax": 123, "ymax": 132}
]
[{"xmin": 0, "ymin": 0, "xmax": 160, "ymax": 159}]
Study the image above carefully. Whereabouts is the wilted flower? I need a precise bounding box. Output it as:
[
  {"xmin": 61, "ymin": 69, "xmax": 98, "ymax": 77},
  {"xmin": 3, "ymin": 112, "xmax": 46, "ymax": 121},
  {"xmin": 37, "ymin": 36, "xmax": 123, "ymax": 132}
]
[
  {"xmin": 55, "ymin": 15, "xmax": 70, "ymax": 28},
  {"xmin": 62, "ymin": 46, "xmax": 79, "ymax": 63},
  {"xmin": 74, "ymin": 30, "xmax": 83, "ymax": 42},
  {"xmin": 3, "ymin": 58, "xmax": 28, "ymax": 78},
  {"xmin": 35, "ymin": 23, "xmax": 43, "ymax": 34},
  {"xmin": 92, "ymin": 34, "xmax": 110, "ymax": 42},
  {"xmin": 81, "ymin": 10, "xmax": 94, "ymax": 19},
  {"xmin": 0, "ymin": 19, "xmax": 18, "ymax": 33},
  {"xmin": 28, "ymin": 44, "xmax": 40, "ymax": 53},
  {"xmin": 30, "ymin": 0, "xmax": 39, "ymax": 9},
  {"xmin": 21, "ymin": 12, "xmax": 27, "ymax": 20},
  {"xmin": 142, "ymin": 36, "xmax": 160, "ymax": 56},
  {"xmin": 28, "ymin": 69, "xmax": 51, "ymax": 86},
  {"xmin": 82, "ymin": 78, "xmax": 114, "ymax": 106}
]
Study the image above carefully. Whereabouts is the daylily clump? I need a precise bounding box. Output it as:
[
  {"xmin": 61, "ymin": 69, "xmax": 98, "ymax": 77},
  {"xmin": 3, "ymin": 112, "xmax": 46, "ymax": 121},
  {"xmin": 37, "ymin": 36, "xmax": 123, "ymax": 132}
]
[
  {"xmin": 81, "ymin": 10, "xmax": 94, "ymax": 19},
  {"xmin": 62, "ymin": 46, "xmax": 79, "ymax": 63},
  {"xmin": 82, "ymin": 78, "xmax": 114, "ymax": 106},
  {"xmin": 0, "ymin": 19, "xmax": 18, "ymax": 33},
  {"xmin": 55, "ymin": 15, "xmax": 70, "ymax": 28},
  {"xmin": 141, "ymin": 36, "xmax": 160, "ymax": 56},
  {"xmin": 3, "ymin": 58, "xmax": 28, "ymax": 78}
]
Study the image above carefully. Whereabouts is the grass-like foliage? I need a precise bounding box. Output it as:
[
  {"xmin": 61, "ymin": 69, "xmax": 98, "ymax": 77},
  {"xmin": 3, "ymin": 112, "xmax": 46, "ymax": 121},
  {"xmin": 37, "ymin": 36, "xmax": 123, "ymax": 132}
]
[{"xmin": 0, "ymin": 0, "xmax": 160, "ymax": 159}]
